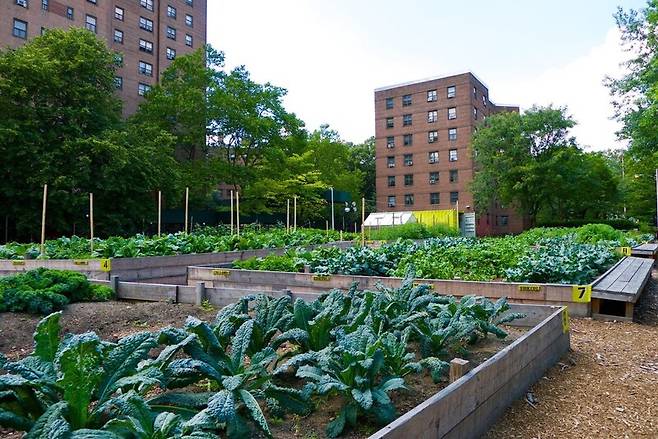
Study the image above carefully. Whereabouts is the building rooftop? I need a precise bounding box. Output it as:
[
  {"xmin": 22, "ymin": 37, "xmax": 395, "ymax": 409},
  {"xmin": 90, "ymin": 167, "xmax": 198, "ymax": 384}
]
[{"xmin": 374, "ymin": 71, "xmax": 490, "ymax": 93}]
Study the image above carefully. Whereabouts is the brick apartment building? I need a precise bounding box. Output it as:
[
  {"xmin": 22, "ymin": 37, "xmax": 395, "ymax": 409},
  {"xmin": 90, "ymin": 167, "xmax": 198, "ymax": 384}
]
[
  {"xmin": 2, "ymin": 0, "xmax": 207, "ymax": 115},
  {"xmin": 374, "ymin": 72, "xmax": 527, "ymax": 235}
]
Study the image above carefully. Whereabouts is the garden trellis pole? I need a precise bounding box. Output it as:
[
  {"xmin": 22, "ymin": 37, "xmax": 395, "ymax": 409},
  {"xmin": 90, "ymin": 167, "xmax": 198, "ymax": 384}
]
[
  {"xmin": 361, "ymin": 197, "xmax": 365, "ymax": 246},
  {"xmin": 286, "ymin": 199, "xmax": 290, "ymax": 233},
  {"xmin": 293, "ymin": 196, "xmax": 297, "ymax": 232},
  {"xmin": 184, "ymin": 187, "xmax": 189, "ymax": 234},
  {"xmin": 157, "ymin": 190, "xmax": 162, "ymax": 237},
  {"xmin": 89, "ymin": 193, "xmax": 94, "ymax": 253},
  {"xmin": 230, "ymin": 190, "xmax": 234, "ymax": 235},
  {"xmin": 40, "ymin": 184, "xmax": 47, "ymax": 256},
  {"xmin": 236, "ymin": 192, "xmax": 240, "ymax": 237}
]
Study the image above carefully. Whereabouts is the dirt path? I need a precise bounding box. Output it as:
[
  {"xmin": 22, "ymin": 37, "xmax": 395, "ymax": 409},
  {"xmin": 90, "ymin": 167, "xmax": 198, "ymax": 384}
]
[{"xmin": 486, "ymin": 270, "xmax": 658, "ymax": 439}]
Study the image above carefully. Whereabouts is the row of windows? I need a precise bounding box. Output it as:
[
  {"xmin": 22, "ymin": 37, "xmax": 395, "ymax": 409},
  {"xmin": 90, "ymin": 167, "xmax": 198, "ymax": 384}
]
[
  {"xmin": 385, "ymin": 85, "xmax": 488, "ymax": 109},
  {"xmin": 386, "ymin": 107, "xmax": 481, "ymax": 128},
  {"xmin": 387, "ymin": 192, "xmax": 459, "ymax": 207},
  {"xmin": 140, "ymin": 0, "xmax": 195, "ymax": 12},
  {"xmin": 114, "ymin": 76, "xmax": 152, "ymax": 96},
  {"xmin": 386, "ymin": 150, "xmax": 458, "ymax": 167},
  {"xmin": 386, "ymin": 128, "xmax": 458, "ymax": 148},
  {"xmin": 387, "ymin": 170, "xmax": 459, "ymax": 187}
]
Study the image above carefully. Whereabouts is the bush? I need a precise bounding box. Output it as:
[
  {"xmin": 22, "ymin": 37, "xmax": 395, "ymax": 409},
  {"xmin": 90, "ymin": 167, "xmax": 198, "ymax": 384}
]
[
  {"xmin": 367, "ymin": 223, "xmax": 459, "ymax": 241},
  {"xmin": 537, "ymin": 219, "xmax": 639, "ymax": 230},
  {"xmin": 0, "ymin": 269, "xmax": 114, "ymax": 314}
]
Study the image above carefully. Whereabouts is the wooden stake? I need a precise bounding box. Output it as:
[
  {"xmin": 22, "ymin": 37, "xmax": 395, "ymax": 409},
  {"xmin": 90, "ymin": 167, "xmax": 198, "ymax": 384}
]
[
  {"xmin": 449, "ymin": 358, "xmax": 470, "ymax": 383},
  {"xmin": 293, "ymin": 196, "xmax": 297, "ymax": 232},
  {"xmin": 286, "ymin": 199, "xmax": 290, "ymax": 233},
  {"xmin": 89, "ymin": 193, "xmax": 94, "ymax": 253},
  {"xmin": 326, "ymin": 220, "xmax": 329, "ymax": 237},
  {"xmin": 184, "ymin": 187, "xmax": 189, "ymax": 234},
  {"xmin": 236, "ymin": 192, "xmax": 240, "ymax": 237},
  {"xmin": 361, "ymin": 197, "xmax": 365, "ymax": 247},
  {"xmin": 40, "ymin": 184, "xmax": 47, "ymax": 256},
  {"xmin": 230, "ymin": 190, "xmax": 234, "ymax": 235},
  {"xmin": 157, "ymin": 190, "xmax": 162, "ymax": 237}
]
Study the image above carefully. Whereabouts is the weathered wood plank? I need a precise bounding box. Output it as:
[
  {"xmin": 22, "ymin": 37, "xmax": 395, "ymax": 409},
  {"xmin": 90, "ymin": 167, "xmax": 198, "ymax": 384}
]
[{"xmin": 593, "ymin": 258, "xmax": 631, "ymax": 290}]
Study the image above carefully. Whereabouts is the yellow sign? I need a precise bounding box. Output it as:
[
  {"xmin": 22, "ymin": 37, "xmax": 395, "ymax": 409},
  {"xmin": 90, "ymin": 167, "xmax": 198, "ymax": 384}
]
[
  {"xmin": 571, "ymin": 285, "xmax": 592, "ymax": 303},
  {"xmin": 312, "ymin": 274, "xmax": 332, "ymax": 281},
  {"xmin": 73, "ymin": 260, "xmax": 89, "ymax": 266},
  {"xmin": 413, "ymin": 282, "xmax": 434, "ymax": 290},
  {"xmin": 100, "ymin": 259, "xmax": 112, "ymax": 272},
  {"xmin": 212, "ymin": 269, "xmax": 230, "ymax": 277},
  {"xmin": 518, "ymin": 284, "xmax": 542, "ymax": 292},
  {"xmin": 562, "ymin": 308, "xmax": 570, "ymax": 333},
  {"xmin": 11, "ymin": 260, "xmax": 26, "ymax": 266},
  {"xmin": 617, "ymin": 247, "xmax": 632, "ymax": 256}
]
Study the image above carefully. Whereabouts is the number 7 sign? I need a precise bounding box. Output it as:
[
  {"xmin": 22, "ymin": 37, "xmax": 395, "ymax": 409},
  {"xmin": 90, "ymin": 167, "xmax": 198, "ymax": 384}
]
[{"xmin": 571, "ymin": 285, "xmax": 592, "ymax": 303}]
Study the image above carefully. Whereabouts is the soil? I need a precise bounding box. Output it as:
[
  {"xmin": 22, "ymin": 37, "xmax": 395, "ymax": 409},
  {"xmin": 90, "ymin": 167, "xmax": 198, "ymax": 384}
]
[{"xmin": 485, "ymin": 268, "xmax": 658, "ymax": 439}]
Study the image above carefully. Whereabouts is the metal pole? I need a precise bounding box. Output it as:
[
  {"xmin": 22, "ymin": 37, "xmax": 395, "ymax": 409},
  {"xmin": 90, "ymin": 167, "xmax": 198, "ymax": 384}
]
[
  {"xmin": 655, "ymin": 169, "xmax": 658, "ymax": 232},
  {"xmin": 236, "ymin": 192, "xmax": 240, "ymax": 237},
  {"xmin": 330, "ymin": 187, "xmax": 335, "ymax": 230},
  {"xmin": 40, "ymin": 184, "xmax": 47, "ymax": 256},
  {"xmin": 157, "ymin": 190, "xmax": 162, "ymax": 237},
  {"xmin": 361, "ymin": 197, "xmax": 365, "ymax": 246},
  {"xmin": 286, "ymin": 199, "xmax": 290, "ymax": 233},
  {"xmin": 89, "ymin": 193, "xmax": 94, "ymax": 253},
  {"xmin": 230, "ymin": 190, "xmax": 234, "ymax": 235},
  {"xmin": 293, "ymin": 196, "xmax": 297, "ymax": 232}
]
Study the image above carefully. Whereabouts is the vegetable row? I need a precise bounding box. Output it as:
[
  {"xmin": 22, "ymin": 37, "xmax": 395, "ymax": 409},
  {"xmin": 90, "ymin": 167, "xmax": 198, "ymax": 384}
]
[{"xmin": 0, "ymin": 273, "xmax": 523, "ymax": 438}]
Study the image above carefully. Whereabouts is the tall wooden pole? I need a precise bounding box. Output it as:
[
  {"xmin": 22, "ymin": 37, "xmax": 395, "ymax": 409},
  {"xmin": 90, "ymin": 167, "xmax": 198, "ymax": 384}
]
[
  {"xmin": 361, "ymin": 197, "xmax": 365, "ymax": 246},
  {"xmin": 184, "ymin": 187, "xmax": 189, "ymax": 234},
  {"xmin": 40, "ymin": 184, "xmax": 47, "ymax": 256},
  {"xmin": 293, "ymin": 196, "xmax": 297, "ymax": 232},
  {"xmin": 286, "ymin": 199, "xmax": 290, "ymax": 233},
  {"xmin": 157, "ymin": 190, "xmax": 162, "ymax": 237},
  {"xmin": 230, "ymin": 190, "xmax": 234, "ymax": 235},
  {"xmin": 236, "ymin": 192, "xmax": 240, "ymax": 237},
  {"xmin": 89, "ymin": 193, "xmax": 94, "ymax": 253}
]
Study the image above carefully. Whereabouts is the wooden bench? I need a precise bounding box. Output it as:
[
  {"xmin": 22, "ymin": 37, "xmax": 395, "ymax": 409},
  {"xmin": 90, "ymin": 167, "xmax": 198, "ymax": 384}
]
[
  {"xmin": 631, "ymin": 243, "xmax": 658, "ymax": 259},
  {"xmin": 591, "ymin": 256, "xmax": 653, "ymax": 322}
]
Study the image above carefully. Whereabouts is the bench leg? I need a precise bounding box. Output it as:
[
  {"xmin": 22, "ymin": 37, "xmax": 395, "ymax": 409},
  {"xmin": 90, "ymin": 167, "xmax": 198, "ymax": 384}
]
[{"xmin": 625, "ymin": 302, "xmax": 634, "ymax": 320}]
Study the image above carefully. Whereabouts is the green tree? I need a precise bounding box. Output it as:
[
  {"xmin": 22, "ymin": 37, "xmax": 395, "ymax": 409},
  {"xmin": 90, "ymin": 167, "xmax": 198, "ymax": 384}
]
[
  {"xmin": 0, "ymin": 28, "xmax": 121, "ymax": 239},
  {"xmin": 348, "ymin": 136, "xmax": 376, "ymax": 205}
]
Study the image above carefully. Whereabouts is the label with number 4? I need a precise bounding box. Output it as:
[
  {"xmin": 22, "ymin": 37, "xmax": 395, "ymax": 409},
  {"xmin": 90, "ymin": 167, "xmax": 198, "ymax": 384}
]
[{"xmin": 571, "ymin": 285, "xmax": 592, "ymax": 303}]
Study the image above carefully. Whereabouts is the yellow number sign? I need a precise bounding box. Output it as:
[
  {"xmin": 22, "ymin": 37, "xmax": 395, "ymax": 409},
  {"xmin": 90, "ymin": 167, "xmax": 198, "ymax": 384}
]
[
  {"xmin": 571, "ymin": 285, "xmax": 592, "ymax": 303},
  {"xmin": 617, "ymin": 247, "xmax": 632, "ymax": 256},
  {"xmin": 312, "ymin": 274, "xmax": 331, "ymax": 281},
  {"xmin": 518, "ymin": 284, "xmax": 542, "ymax": 292},
  {"xmin": 212, "ymin": 269, "xmax": 230, "ymax": 277},
  {"xmin": 100, "ymin": 259, "xmax": 111, "ymax": 272},
  {"xmin": 562, "ymin": 308, "xmax": 570, "ymax": 333}
]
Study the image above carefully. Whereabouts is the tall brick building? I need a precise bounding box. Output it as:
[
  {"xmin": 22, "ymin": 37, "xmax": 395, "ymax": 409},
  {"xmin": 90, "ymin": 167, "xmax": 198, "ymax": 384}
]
[
  {"xmin": 2, "ymin": 0, "xmax": 207, "ymax": 115},
  {"xmin": 374, "ymin": 72, "xmax": 527, "ymax": 236}
]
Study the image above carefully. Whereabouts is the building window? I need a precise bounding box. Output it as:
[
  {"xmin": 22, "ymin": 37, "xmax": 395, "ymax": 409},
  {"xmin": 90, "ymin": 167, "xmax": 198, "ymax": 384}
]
[
  {"xmin": 114, "ymin": 6, "xmax": 124, "ymax": 20},
  {"xmin": 404, "ymin": 194, "xmax": 414, "ymax": 206},
  {"xmin": 428, "ymin": 151, "xmax": 439, "ymax": 164},
  {"xmin": 403, "ymin": 114, "xmax": 412, "ymax": 126},
  {"xmin": 430, "ymin": 193, "xmax": 440, "ymax": 205},
  {"xmin": 140, "ymin": 0, "xmax": 154, "ymax": 11},
  {"xmin": 387, "ymin": 196, "xmax": 396, "ymax": 208},
  {"xmin": 448, "ymin": 128, "xmax": 457, "ymax": 141},
  {"xmin": 385, "ymin": 97, "xmax": 393, "ymax": 110},
  {"xmin": 427, "ymin": 110, "xmax": 438, "ymax": 123},
  {"xmin": 185, "ymin": 34, "xmax": 193, "ymax": 46},
  {"xmin": 42, "ymin": 0, "xmax": 48, "ymax": 11},
  {"xmin": 166, "ymin": 26, "xmax": 176, "ymax": 40},
  {"xmin": 114, "ymin": 52, "xmax": 124, "ymax": 67},
  {"xmin": 138, "ymin": 82, "xmax": 151, "ymax": 96},
  {"xmin": 114, "ymin": 76, "xmax": 123, "ymax": 90},
  {"xmin": 386, "ymin": 117, "xmax": 394, "ymax": 129},
  {"xmin": 473, "ymin": 86, "xmax": 477, "ymax": 98},
  {"xmin": 447, "ymin": 85, "xmax": 456, "ymax": 98},
  {"xmin": 403, "ymin": 134, "xmax": 413, "ymax": 146},
  {"xmin": 41, "ymin": 27, "xmax": 47, "ymax": 35},
  {"xmin": 404, "ymin": 174, "xmax": 414, "ymax": 186},
  {"xmin": 387, "ymin": 156, "xmax": 395, "ymax": 168},
  {"xmin": 66, "ymin": 7, "xmax": 74, "ymax": 20},
  {"xmin": 15, "ymin": 0, "xmax": 27, "ymax": 8},
  {"xmin": 449, "ymin": 149, "xmax": 458, "ymax": 162},
  {"xmin": 88, "ymin": 0, "xmax": 97, "ymax": 4},
  {"xmin": 474, "ymin": 107, "xmax": 479, "ymax": 120},
  {"xmin": 500, "ymin": 215, "xmax": 509, "ymax": 226},
  {"xmin": 386, "ymin": 136, "xmax": 395, "ymax": 148},
  {"xmin": 167, "ymin": 5, "xmax": 177, "ymax": 18},
  {"xmin": 85, "ymin": 15, "xmax": 97, "ymax": 33},
  {"xmin": 483, "ymin": 95, "xmax": 487, "ymax": 107},
  {"xmin": 139, "ymin": 39, "xmax": 153, "ymax": 53},
  {"xmin": 427, "ymin": 89, "xmax": 437, "ymax": 102},
  {"xmin": 449, "ymin": 169, "xmax": 458, "ymax": 183},
  {"xmin": 448, "ymin": 107, "xmax": 457, "ymax": 120},
  {"xmin": 113, "ymin": 29, "xmax": 124, "ymax": 44},
  {"xmin": 186, "ymin": 0, "xmax": 193, "ymax": 5},
  {"xmin": 403, "ymin": 154, "xmax": 413, "ymax": 166},
  {"xmin": 387, "ymin": 176, "xmax": 395, "ymax": 187},
  {"xmin": 429, "ymin": 172, "xmax": 439, "ymax": 184},
  {"xmin": 166, "ymin": 47, "xmax": 176, "ymax": 60},
  {"xmin": 138, "ymin": 61, "xmax": 153, "ymax": 77},
  {"xmin": 402, "ymin": 94, "xmax": 412, "ymax": 106},
  {"xmin": 450, "ymin": 191, "xmax": 459, "ymax": 204},
  {"xmin": 428, "ymin": 131, "xmax": 438, "ymax": 143},
  {"xmin": 140, "ymin": 17, "xmax": 153, "ymax": 32},
  {"xmin": 12, "ymin": 19, "xmax": 27, "ymax": 39},
  {"xmin": 185, "ymin": 14, "xmax": 193, "ymax": 27}
]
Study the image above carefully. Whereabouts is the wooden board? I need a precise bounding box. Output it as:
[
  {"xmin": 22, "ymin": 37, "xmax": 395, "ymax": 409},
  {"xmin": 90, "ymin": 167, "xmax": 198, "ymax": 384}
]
[
  {"xmin": 593, "ymin": 256, "xmax": 652, "ymax": 302},
  {"xmin": 631, "ymin": 243, "xmax": 658, "ymax": 257},
  {"xmin": 369, "ymin": 307, "xmax": 569, "ymax": 438}
]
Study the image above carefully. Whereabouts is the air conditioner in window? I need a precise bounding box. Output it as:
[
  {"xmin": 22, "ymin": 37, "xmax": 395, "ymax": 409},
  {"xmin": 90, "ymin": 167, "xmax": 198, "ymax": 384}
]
[
  {"xmin": 429, "ymin": 179, "xmax": 437, "ymax": 184},
  {"xmin": 406, "ymin": 161, "xmax": 413, "ymax": 166},
  {"xmin": 388, "ymin": 203, "xmax": 395, "ymax": 208},
  {"xmin": 387, "ymin": 144, "xmax": 395, "ymax": 149},
  {"xmin": 387, "ymin": 163, "xmax": 395, "ymax": 168}
]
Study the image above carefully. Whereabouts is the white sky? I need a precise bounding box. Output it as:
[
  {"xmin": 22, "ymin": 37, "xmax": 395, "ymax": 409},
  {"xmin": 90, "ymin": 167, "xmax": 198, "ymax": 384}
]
[{"xmin": 208, "ymin": 1, "xmax": 639, "ymax": 151}]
